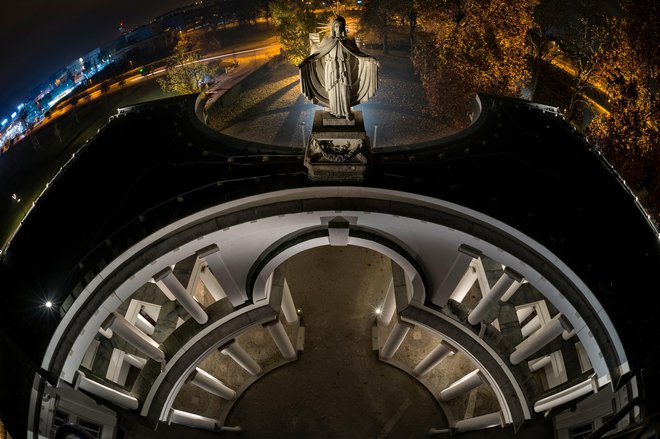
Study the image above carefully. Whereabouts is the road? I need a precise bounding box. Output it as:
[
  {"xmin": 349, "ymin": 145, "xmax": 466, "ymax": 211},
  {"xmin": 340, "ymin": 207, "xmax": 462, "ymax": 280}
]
[
  {"xmin": 0, "ymin": 31, "xmax": 280, "ymax": 250},
  {"xmin": 42, "ymin": 36, "xmax": 281, "ymax": 129}
]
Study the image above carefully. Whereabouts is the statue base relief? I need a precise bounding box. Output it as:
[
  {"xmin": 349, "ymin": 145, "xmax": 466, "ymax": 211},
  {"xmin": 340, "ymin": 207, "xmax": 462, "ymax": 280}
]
[
  {"xmin": 322, "ymin": 111, "xmax": 356, "ymax": 127},
  {"xmin": 304, "ymin": 110, "xmax": 371, "ymax": 182}
]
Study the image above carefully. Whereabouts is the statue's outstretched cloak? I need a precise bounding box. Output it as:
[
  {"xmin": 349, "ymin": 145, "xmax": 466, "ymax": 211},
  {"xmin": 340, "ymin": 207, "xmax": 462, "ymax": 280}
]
[{"xmin": 299, "ymin": 37, "xmax": 379, "ymax": 108}]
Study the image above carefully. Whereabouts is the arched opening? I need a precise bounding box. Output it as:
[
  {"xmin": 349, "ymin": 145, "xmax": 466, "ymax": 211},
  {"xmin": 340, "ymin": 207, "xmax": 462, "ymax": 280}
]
[{"xmin": 225, "ymin": 245, "xmax": 448, "ymax": 436}]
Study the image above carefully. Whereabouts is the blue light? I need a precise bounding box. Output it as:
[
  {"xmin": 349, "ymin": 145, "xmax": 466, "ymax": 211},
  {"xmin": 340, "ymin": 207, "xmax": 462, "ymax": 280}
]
[
  {"xmin": 1, "ymin": 119, "xmax": 7, "ymax": 126},
  {"xmin": 17, "ymin": 103, "xmax": 24, "ymax": 110},
  {"xmin": 11, "ymin": 112, "xmax": 17, "ymax": 119}
]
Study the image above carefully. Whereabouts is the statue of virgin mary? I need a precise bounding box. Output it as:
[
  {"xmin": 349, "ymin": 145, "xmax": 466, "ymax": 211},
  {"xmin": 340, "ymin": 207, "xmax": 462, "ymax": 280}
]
[{"xmin": 299, "ymin": 16, "xmax": 379, "ymax": 121}]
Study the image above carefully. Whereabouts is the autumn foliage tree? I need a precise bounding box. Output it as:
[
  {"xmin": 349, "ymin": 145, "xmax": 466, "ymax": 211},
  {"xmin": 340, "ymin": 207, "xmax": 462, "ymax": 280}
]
[
  {"xmin": 271, "ymin": 0, "xmax": 326, "ymax": 65},
  {"xmin": 411, "ymin": 0, "xmax": 537, "ymax": 130},
  {"xmin": 587, "ymin": 0, "xmax": 659, "ymax": 220},
  {"xmin": 360, "ymin": 0, "xmax": 413, "ymax": 53},
  {"xmin": 557, "ymin": 0, "xmax": 609, "ymax": 123},
  {"xmin": 158, "ymin": 35, "xmax": 216, "ymax": 95}
]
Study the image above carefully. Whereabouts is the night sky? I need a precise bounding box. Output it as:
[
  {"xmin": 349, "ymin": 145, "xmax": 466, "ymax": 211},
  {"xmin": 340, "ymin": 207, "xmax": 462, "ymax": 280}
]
[{"xmin": 0, "ymin": 0, "xmax": 194, "ymax": 118}]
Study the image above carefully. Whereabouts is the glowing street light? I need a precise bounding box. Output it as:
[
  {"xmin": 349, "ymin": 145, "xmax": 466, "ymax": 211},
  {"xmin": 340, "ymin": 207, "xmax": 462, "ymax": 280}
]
[{"xmin": 45, "ymin": 301, "xmax": 53, "ymax": 308}]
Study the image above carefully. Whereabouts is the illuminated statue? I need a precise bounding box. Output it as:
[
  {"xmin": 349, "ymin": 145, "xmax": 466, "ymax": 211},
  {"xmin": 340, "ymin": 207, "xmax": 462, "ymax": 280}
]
[{"xmin": 299, "ymin": 16, "xmax": 379, "ymax": 121}]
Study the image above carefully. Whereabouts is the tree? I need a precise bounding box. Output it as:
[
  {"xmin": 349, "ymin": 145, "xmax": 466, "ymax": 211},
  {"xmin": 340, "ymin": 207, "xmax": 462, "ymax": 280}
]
[
  {"xmin": 360, "ymin": 0, "xmax": 415, "ymax": 52},
  {"xmin": 558, "ymin": 0, "xmax": 608, "ymax": 123},
  {"xmin": 271, "ymin": 0, "xmax": 326, "ymax": 65},
  {"xmin": 158, "ymin": 35, "xmax": 217, "ymax": 95},
  {"xmin": 528, "ymin": 0, "xmax": 567, "ymax": 99},
  {"xmin": 587, "ymin": 0, "xmax": 659, "ymax": 220},
  {"xmin": 412, "ymin": 0, "xmax": 537, "ymax": 130}
]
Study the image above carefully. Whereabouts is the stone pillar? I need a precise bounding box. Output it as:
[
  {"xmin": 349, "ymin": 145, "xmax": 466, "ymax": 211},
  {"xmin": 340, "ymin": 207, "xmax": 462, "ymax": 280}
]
[
  {"xmin": 198, "ymin": 263, "xmax": 226, "ymax": 302},
  {"xmin": 154, "ymin": 279, "xmax": 176, "ymax": 301},
  {"xmin": 197, "ymin": 244, "xmax": 248, "ymax": 306},
  {"xmin": 264, "ymin": 319, "xmax": 296, "ymax": 360},
  {"xmin": 521, "ymin": 314, "xmax": 542, "ymax": 338},
  {"xmin": 500, "ymin": 279, "xmax": 524, "ymax": 302},
  {"xmin": 189, "ymin": 368, "xmax": 236, "ymax": 400},
  {"xmin": 103, "ymin": 313, "xmax": 165, "ymax": 362},
  {"xmin": 533, "ymin": 375, "xmax": 598, "ymax": 413},
  {"xmin": 75, "ymin": 371, "xmax": 139, "ymax": 410},
  {"xmin": 379, "ymin": 279, "xmax": 396, "ymax": 325},
  {"xmin": 467, "ymin": 267, "xmax": 523, "ymax": 325},
  {"xmin": 510, "ymin": 314, "xmax": 572, "ymax": 365},
  {"xmin": 413, "ymin": 340, "xmax": 455, "ymax": 377},
  {"xmin": 124, "ymin": 353, "xmax": 147, "ymax": 369},
  {"xmin": 220, "ymin": 340, "xmax": 262, "ymax": 376},
  {"xmin": 449, "ymin": 264, "xmax": 478, "ymax": 303},
  {"xmin": 135, "ymin": 313, "xmax": 155, "ymax": 335},
  {"xmin": 528, "ymin": 355, "xmax": 552, "ymax": 372},
  {"xmin": 281, "ymin": 280, "xmax": 298, "ymax": 324},
  {"xmin": 154, "ymin": 267, "xmax": 208, "ymax": 325},
  {"xmin": 169, "ymin": 409, "xmax": 218, "ymax": 431},
  {"xmin": 439, "ymin": 369, "xmax": 484, "ymax": 402},
  {"xmin": 454, "ymin": 411, "xmax": 504, "ymax": 432},
  {"xmin": 380, "ymin": 319, "xmax": 414, "ymax": 360},
  {"xmin": 432, "ymin": 245, "xmax": 481, "ymax": 306}
]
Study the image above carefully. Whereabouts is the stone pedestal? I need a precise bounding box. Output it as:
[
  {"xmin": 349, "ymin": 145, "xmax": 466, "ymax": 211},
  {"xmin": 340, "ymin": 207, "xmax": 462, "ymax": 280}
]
[{"xmin": 304, "ymin": 110, "xmax": 370, "ymax": 181}]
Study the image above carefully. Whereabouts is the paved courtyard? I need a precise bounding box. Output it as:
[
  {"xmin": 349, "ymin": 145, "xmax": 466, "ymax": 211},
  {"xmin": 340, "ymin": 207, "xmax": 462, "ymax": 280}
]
[{"xmin": 207, "ymin": 50, "xmax": 454, "ymax": 149}]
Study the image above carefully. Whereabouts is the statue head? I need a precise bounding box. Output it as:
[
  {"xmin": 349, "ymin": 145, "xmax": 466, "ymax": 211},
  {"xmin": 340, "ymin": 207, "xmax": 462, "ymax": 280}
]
[{"xmin": 331, "ymin": 16, "xmax": 347, "ymax": 39}]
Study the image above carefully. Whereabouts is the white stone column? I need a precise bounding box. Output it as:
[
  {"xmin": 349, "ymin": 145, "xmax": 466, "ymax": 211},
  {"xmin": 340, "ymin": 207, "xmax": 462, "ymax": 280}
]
[
  {"xmin": 197, "ymin": 244, "xmax": 247, "ymax": 306},
  {"xmin": 380, "ymin": 320, "xmax": 414, "ymax": 360},
  {"xmin": 124, "ymin": 353, "xmax": 147, "ymax": 369},
  {"xmin": 379, "ymin": 279, "xmax": 397, "ymax": 325},
  {"xmin": 439, "ymin": 369, "xmax": 484, "ymax": 401},
  {"xmin": 432, "ymin": 245, "xmax": 481, "ymax": 306},
  {"xmin": 533, "ymin": 375, "xmax": 598, "ymax": 413},
  {"xmin": 521, "ymin": 314, "xmax": 542, "ymax": 338},
  {"xmin": 454, "ymin": 411, "xmax": 504, "ymax": 431},
  {"xmin": 154, "ymin": 279, "xmax": 176, "ymax": 301},
  {"xmin": 467, "ymin": 267, "xmax": 523, "ymax": 325},
  {"xmin": 75, "ymin": 371, "xmax": 139, "ymax": 410},
  {"xmin": 220, "ymin": 340, "xmax": 262, "ymax": 376},
  {"xmin": 500, "ymin": 279, "xmax": 524, "ymax": 302},
  {"xmin": 281, "ymin": 280, "xmax": 298, "ymax": 324},
  {"xmin": 198, "ymin": 263, "xmax": 226, "ymax": 302},
  {"xmin": 264, "ymin": 319, "xmax": 296, "ymax": 360},
  {"xmin": 413, "ymin": 340, "xmax": 455, "ymax": 377},
  {"xmin": 510, "ymin": 314, "xmax": 572, "ymax": 365},
  {"xmin": 135, "ymin": 313, "xmax": 155, "ymax": 335},
  {"xmin": 103, "ymin": 313, "xmax": 165, "ymax": 362},
  {"xmin": 169, "ymin": 409, "xmax": 218, "ymax": 431},
  {"xmin": 528, "ymin": 355, "xmax": 552, "ymax": 372},
  {"xmin": 154, "ymin": 267, "xmax": 208, "ymax": 325},
  {"xmin": 449, "ymin": 264, "xmax": 478, "ymax": 303},
  {"xmin": 189, "ymin": 368, "xmax": 236, "ymax": 400}
]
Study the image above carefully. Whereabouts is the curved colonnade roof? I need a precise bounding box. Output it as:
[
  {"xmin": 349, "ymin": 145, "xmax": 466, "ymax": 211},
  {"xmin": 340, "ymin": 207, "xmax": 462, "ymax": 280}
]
[{"xmin": 0, "ymin": 93, "xmax": 658, "ymax": 436}]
